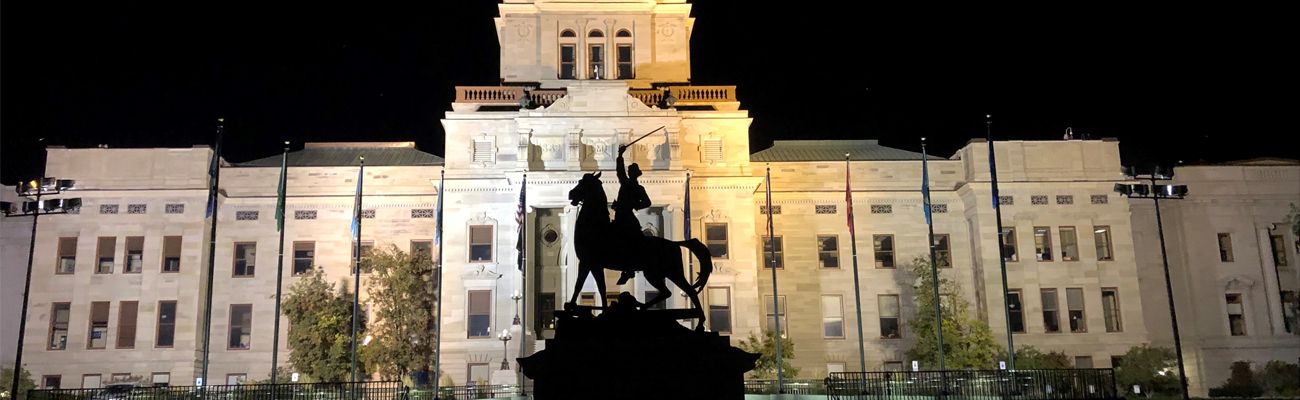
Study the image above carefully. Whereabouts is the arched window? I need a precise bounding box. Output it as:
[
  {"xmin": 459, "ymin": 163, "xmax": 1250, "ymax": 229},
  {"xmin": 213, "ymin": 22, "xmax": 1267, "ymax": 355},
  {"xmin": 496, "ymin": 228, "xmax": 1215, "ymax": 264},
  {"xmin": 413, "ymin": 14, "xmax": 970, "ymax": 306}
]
[
  {"xmin": 560, "ymin": 30, "xmax": 576, "ymax": 38},
  {"xmin": 588, "ymin": 30, "xmax": 604, "ymax": 38},
  {"xmin": 616, "ymin": 29, "xmax": 632, "ymax": 38}
]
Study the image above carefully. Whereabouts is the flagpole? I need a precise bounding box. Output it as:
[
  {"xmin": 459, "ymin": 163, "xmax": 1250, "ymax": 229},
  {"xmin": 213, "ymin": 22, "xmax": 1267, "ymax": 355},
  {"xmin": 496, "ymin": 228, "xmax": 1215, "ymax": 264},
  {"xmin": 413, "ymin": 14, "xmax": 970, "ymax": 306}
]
[
  {"xmin": 352, "ymin": 156, "xmax": 364, "ymax": 387},
  {"xmin": 845, "ymin": 155, "xmax": 866, "ymax": 373},
  {"xmin": 987, "ymin": 116, "xmax": 1016, "ymax": 369},
  {"xmin": 922, "ymin": 138, "xmax": 947, "ymax": 376},
  {"xmin": 200, "ymin": 118, "xmax": 224, "ymax": 389},
  {"xmin": 271, "ymin": 141, "xmax": 289, "ymax": 383},
  {"xmin": 765, "ymin": 165, "xmax": 785, "ymax": 392},
  {"xmin": 432, "ymin": 170, "xmax": 445, "ymax": 397},
  {"xmin": 684, "ymin": 170, "xmax": 694, "ymax": 330},
  {"xmin": 517, "ymin": 173, "xmax": 527, "ymax": 393}
]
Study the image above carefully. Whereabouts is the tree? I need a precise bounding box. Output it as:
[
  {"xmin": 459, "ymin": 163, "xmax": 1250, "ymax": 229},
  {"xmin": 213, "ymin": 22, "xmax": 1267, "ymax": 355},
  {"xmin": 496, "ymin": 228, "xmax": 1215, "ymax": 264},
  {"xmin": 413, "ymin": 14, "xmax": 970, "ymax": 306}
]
[
  {"xmin": 2, "ymin": 367, "xmax": 37, "ymax": 400},
  {"xmin": 1258, "ymin": 360, "xmax": 1299, "ymax": 397},
  {"xmin": 363, "ymin": 245, "xmax": 438, "ymax": 382},
  {"xmin": 1114, "ymin": 345, "xmax": 1178, "ymax": 398},
  {"xmin": 903, "ymin": 254, "xmax": 1003, "ymax": 370},
  {"xmin": 281, "ymin": 268, "xmax": 368, "ymax": 382},
  {"xmin": 1000, "ymin": 346, "xmax": 1072, "ymax": 369},
  {"xmin": 737, "ymin": 330, "xmax": 799, "ymax": 379}
]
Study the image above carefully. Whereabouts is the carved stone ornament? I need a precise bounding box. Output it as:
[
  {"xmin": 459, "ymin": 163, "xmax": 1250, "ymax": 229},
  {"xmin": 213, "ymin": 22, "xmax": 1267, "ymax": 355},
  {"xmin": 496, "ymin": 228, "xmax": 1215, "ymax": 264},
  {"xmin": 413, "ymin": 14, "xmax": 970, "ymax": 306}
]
[
  {"xmin": 530, "ymin": 133, "xmax": 568, "ymax": 162},
  {"xmin": 580, "ymin": 134, "xmax": 619, "ymax": 162}
]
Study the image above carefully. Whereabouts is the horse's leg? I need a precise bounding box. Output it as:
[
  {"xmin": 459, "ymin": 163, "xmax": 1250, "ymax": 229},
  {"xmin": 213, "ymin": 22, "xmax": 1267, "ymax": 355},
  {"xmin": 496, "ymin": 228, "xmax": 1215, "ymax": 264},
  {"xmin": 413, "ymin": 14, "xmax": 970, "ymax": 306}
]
[
  {"xmin": 643, "ymin": 275, "xmax": 671, "ymax": 309},
  {"xmin": 667, "ymin": 263, "xmax": 706, "ymax": 331},
  {"xmin": 568, "ymin": 259, "xmax": 590, "ymax": 307},
  {"xmin": 593, "ymin": 264, "xmax": 609, "ymax": 307}
]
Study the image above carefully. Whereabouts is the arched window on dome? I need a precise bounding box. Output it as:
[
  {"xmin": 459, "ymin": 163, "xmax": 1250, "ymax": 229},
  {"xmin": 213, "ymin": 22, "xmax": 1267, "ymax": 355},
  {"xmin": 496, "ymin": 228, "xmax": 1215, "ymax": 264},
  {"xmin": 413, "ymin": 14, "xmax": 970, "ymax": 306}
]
[
  {"xmin": 560, "ymin": 30, "xmax": 576, "ymax": 38},
  {"xmin": 588, "ymin": 30, "xmax": 604, "ymax": 38},
  {"xmin": 616, "ymin": 29, "xmax": 632, "ymax": 38}
]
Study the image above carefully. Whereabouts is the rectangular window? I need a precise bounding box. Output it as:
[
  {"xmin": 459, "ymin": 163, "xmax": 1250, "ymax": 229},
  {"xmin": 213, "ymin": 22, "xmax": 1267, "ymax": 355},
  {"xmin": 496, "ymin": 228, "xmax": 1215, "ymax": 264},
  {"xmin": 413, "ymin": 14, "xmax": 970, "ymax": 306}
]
[
  {"xmin": 762, "ymin": 236, "xmax": 783, "ymax": 269},
  {"xmin": 233, "ymin": 243, "xmax": 256, "ymax": 277},
  {"xmin": 822, "ymin": 295, "xmax": 844, "ymax": 338},
  {"xmin": 559, "ymin": 45, "xmax": 576, "ymax": 79},
  {"xmin": 228, "ymin": 304, "xmax": 252, "ymax": 349},
  {"xmin": 157, "ymin": 301, "xmax": 176, "ymax": 347},
  {"xmin": 88, "ymin": 301, "xmax": 110, "ymax": 349},
  {"xmin": 1034, "ymin": 227, "xmax": 1053, "ymax": 261},
  {"xmin": 588, "ymin": 44, "xmax": 605, "ymax": 79},
  {"xmin": 1226, "ymin": 293, "xmax": 1246, "ymax": 336},
  {"xmin": 151, "ymin": 373, "xmax": 170, "ymax": 387},
  {"xmin": 818, "ymin": 235, "xmax": 840, "ymax": 268},
  {"xmin": 1060, "ymin": 227, "xmax": 1079, "ymax": 261},
  {"xmin": 879, "ymin": 295, "xmax": 901, "ymax": 338},
  {"xmin": 764, "ymin": 295, "xmax": 787, "ymax": 336},
  {"xmin": 43, "ymin": 376, "xmax": 62, "ymax": 389},
  {"xmin": 538, "ymin": 293, "xmax": 557, "ymax": 333},
  {"xmin": 124, "ymin": 236, "xmax": 144, "ymax": 273},
  {"xmin": 1281, "ymin": 291, "xmax": 1298, "ymax": 334},
  {"xmin": 1102, "ymin": 288, "xmax": 1122, "ymax": 332},
  {"xmin": 1008, "ymin": 290, "xmax": 1025, "ymax": 333},
  {"xmin": 469, "ymin": 225, "xmax": 493, "ymax": 262},
  {"xmin": 578, "ymin": 293, "xmax": 595, "ymax": 307},
  {"xmin": 616, "ymin": 45, "xmax": 633, "ymax": 79},
  {"xmin": 48, "ymin": 303, "xmax": 70, "ymax": 350},
  {"xmin": 57, "ymin": 237, "xmax": 77, "ymax": 274},
  {"xmin": 882, "ymin": 361, "xmax": 904, "ymax": 372},
  {"xmin": 467, "ymin": 364, "xmax": 490, "ymax": 386},
  {"xmin": 705, "ymin": 224, "xmax": 729, "ymax": 259},
  {"xmin": 1075, "ymin": 356, "xmax": 1094, "ymax": 369},
  {"xmin": 162, "ymin": 236, "xmax": 182, "ymax": 272},
  {"xmin": 468, "ymin": 290, "xmax": 491, "ymax": 338},
  {"xmin": 116, "ymin": 301, "xmax": 138, "ymax": 349},
  {"xmin": 1270, "ymin": 235, "xmax": 1288, "ymax": 266},
  {"xmin": 873, "ymin": 235, "xmax": 895, "ymax": 268},
  {"xmin": 1067, "ymin": 288, "xmax": 1087, "ymax": 333},
  {"xmin": 934, "ymin": 234, "xmax": 951, "ymax": 268},
  {"xmin": 708, "ymin": 287, "xmax": 732, "ymax": 334},
  {"xmin": 643, "ymin": 291, "xmax": 666, "ymax": 310},
  {"xmin": 82, "ymin": 374, "xmax": 101, "ymax": 389},
  {"xmin": 225, "ymin": 374, "xmax": 246, "ymax": 385},
  {"xmin": 1218, "ymin": 233, "xmax": 1234, "ymax": 262},
  {"xmin": 827, "ymin": 362, "xmax": 846, "ymax": 374},
  {"xmin": 96, "ymin": 237, "xmax": 116, "ymax": 274},
  {"xmin": 1000, "ymin": 228, "xmax": 1019, "ymax": 262},
  {"xmin": 1094, "ymin": 226, "xmax": 1114, "ymax": 261},
  {"xmin": 292, "ymin": 242, "xmax": 314, "ymax": 275},
  {"xmin": 352, "ymin": 241, "xmax": 374, "ymax": 274},
  {"xmin": 1042, "ymin": 289, "xmax": 1061, "ymax": 333},
  {"xmin": 411, "ymin": 240, "xmax": 433, "ymax": 260}
]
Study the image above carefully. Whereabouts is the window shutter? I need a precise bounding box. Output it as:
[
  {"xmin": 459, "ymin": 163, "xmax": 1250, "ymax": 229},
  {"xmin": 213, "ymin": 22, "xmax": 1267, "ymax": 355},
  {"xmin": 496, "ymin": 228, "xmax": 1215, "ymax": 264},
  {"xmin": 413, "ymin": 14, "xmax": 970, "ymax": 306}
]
[
  {"xmin": 703, "ymin": 139, "xmax": 723, "ymax": 162},
  {"xmin": 473, "ymin": 140, "xmax": 493, "ymax": 163}
]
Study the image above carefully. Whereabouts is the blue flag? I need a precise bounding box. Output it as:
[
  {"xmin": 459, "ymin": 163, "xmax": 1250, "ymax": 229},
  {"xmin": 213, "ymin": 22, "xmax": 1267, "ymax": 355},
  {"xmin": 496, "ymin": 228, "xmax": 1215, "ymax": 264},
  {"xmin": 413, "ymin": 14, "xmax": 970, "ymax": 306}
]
[
  {"xmin": 351, "ymin": 166, "xmax": 362, "ymax": 238},
  {"xmin": 922, "ymin": 149, "xmax": 932, "ymax": 225},
  {"xmin": 434, "ymin": 171, "xmax": 445, "ymax": 245}
]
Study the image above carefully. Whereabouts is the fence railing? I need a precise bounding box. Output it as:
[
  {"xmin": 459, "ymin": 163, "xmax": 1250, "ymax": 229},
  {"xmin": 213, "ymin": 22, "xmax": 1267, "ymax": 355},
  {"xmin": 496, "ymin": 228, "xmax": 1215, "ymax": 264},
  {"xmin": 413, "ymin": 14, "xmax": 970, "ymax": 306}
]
[
  {"xmin": 827, "ymin": 369, "xmax": 1119, "ymax": 400},
  {"xmin": 744, "ymin": 379, "xmax": 826, "ymax": 395},
  {"xmin": 27, "ymin": 381, "xmax": 404, "ymax": 400},
  {"xmin": 407, "ymin": 384, "xmax": 527, "ymax": 400}
]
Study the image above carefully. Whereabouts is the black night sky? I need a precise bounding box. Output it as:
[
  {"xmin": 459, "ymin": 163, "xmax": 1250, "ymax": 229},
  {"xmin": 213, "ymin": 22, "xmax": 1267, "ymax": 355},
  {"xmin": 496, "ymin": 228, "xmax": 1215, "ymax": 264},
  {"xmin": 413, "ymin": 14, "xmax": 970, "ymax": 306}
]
[{"xmin": 2, "ymin": 2, "xmax": 1292, "ymax": 184}]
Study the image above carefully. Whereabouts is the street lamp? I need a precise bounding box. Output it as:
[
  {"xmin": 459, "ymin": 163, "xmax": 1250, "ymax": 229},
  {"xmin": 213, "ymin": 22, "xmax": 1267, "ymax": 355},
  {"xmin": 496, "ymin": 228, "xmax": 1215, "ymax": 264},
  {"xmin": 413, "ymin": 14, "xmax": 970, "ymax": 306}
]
[
  {"xmin": 1114, "ymin": 167, "xmax": 1189, "ymax": 400},
  {"xmin": 511, "ymin": 291, "xmax": 523, "ymax": 325},
  {"xmin": 5, "ymin": 177, "xmax": 80, "ymax": 399},
  {"xmin": 498, "ymin": 329, "xmax": 513, "ymax": 370}
]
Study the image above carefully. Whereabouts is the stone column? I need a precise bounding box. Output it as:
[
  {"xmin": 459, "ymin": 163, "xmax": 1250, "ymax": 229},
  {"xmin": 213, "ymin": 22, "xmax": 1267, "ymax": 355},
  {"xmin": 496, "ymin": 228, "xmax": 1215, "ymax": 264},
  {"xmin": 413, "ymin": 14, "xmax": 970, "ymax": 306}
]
[
  {"xmin": 517, "ymin": 129, "xmax": 532, "ymax": 169},
  {"xmin": 1257, "ymin": 226, "xmax": 1286, "ymax": 335}
]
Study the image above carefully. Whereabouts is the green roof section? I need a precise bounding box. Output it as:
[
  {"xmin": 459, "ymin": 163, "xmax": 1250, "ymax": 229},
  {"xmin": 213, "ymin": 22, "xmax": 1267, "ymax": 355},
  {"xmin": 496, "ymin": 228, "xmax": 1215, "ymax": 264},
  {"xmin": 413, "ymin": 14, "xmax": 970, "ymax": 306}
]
[
  {"xmin": 750, "ymin": 140, "xmax": 929, "ymax": 162},
  {"xmin": 234, "ymin": 142, "xmax": 444, "ymax": 167}
]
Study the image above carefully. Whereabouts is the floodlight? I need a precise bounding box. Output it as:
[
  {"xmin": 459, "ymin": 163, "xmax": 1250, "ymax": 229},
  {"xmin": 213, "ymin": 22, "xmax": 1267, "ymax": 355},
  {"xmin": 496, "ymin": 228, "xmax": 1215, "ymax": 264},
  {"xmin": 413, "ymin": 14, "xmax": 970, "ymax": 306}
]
[
  {"xmin": 22, "ymin": 201, "xmax": 39, "ymax": 213},
  {"xmin": 0, "ymin": 201, "xmax": 12, "ymax": 215},
  {"xmin": 1122, "ymin": 166, "xmax": 1135, "ymax": 177},
  {"xmin": 1171, "ymin": 185, "xmax": 1188, "ymax": 197},
  {"xmin": 57, "ymin": 179, "xmax": 77, "ymax": 190},
  {"xmin": 39, "ymin": 178, "xmax": 57, "ymax": 190},
  {"xmin": 43, "ymin": 199, "xmax": 65, "ymax": 211},
  {"xmin": 1133, "ymin": 184, "xmax": 1150, "ymax": 196},
  {"xmin": 1113, "ymin": 183, "xmax": 1132, "ymax": 196}
]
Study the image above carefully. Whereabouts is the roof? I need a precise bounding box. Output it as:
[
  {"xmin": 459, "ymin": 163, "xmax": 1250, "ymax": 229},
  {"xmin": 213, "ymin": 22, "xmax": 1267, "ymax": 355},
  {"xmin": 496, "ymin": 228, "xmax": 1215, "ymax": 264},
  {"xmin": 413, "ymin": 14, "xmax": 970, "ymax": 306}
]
[
  {"xmin": 234, "ymin": 142, "xmax": 444, "ymax": 167},
  {"xmin": 750, "ymin": 140, "xmax": 930, "ymax": 162},
  {"xmin": 1211, "ymin": 157, "xmax": 1299, "ymax": 166}
]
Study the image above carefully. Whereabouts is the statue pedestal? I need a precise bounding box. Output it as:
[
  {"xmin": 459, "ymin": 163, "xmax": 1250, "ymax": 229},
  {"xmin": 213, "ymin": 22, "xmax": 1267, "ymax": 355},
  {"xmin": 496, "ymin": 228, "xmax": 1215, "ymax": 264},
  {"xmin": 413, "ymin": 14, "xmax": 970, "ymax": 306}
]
[{"xmin": 518, "ymin": 298, "xmax": 758, "ymax": 400}]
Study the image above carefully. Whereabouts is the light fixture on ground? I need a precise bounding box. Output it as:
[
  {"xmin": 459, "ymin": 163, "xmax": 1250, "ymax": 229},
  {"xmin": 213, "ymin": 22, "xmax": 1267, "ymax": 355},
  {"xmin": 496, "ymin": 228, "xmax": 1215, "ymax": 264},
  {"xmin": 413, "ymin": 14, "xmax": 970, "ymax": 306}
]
[
  {"xmin": 511, "ymin": 290, "xmax": 523, "ymax": 325},
  {"xmin": 498, "ymin": 329, "xmax": 513, "ymax": 370}
]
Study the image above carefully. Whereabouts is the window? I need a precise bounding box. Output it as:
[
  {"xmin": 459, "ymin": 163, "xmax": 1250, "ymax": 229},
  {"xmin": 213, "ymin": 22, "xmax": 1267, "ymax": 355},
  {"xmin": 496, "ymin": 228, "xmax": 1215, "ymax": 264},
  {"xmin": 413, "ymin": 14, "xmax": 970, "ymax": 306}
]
[
  {"xmin": 1060, "ymin": 227, "xmax": 1079, "ymax": 261},
  {"xmin": 88, "ymin": 301, "xmax": 110, "ymax": 349},
  {"xmin": 352, "ymin": 241, "xmax": 374, "ymax": 274},
  {"xmin": 294, "ymin": 210, "xmax": 317, "ymax": 220},
  {"xmin": 125, "ymin": 236, "xmax": 144, "ymax": 273},
  {"xmin": 934, "ymin": 234, "xmax": 951, "ymax": 267},
  {"xmin": 100, "ymin": 204, "xmax": 119, "ymax": 214},
  {"xmin": 411, "ymin": 240, "xmax": 433, "ymax": 260},
  {"xmin": 57, "ymin": 237, "xmax": 77, "ymax": 274},
  {"xmin": 882, "ymin": 361, "xmax": 904, "ymax": 372},
  {"xmin": 998, "ymin": 196, "xmax": 1014, "ymax": 206},
  {"xmin": 116, "ymin": 301, "xmax": 138, "ymax": 349},
  {"xmin": 1042, "ymin": 289, "xmax": 1061, "ymax": 333},
  {"xmin": 225, "ymin": 374, "xmax": 246, "ymax": 385},
  {"xmin": 822, "ymin": 295, "xmax": 844, "ymax": 338},
  {"xmin": 151, "ymin": 373, "xmax": 170, "ymax": 387},
  {"xmin": 467, "ymin": 364, "xmax": 490, "ymax": 386},
  {"xmin": 1075, "ymin": 356, "xmax": 1094, "ymax": 369},
  {"xmin": 1091, "ymin": 195, "xmax": 1109, "ymax": 204},
  {"xmin": 816, "ymin": 205, "xmax": 837, "ymax": 214},
  {"xmin": 162, "ymin": 236, "xmax": 182, "ymax": 272},
  {"xmin": 97, "ymin": 237, "xmax": 116, "ymax": 274},
  {"xmin": 1008, "ymin": 290, "xmax": 1025, "ymax": 333},
  {"xmin": 1000, "ymin": 228, "xmax": 1018, "ymax": 262},
  {"xmin": 361, "ymin": 209, "xmax": 376, "ymax": 219},
  {"xmin": 578, "ymin": 293, "xmax": 595, "ymax": 307},
  {"xmin": 1034, "ymin": 227, "xmax": 1052, "ymax": 261},
  {"xmin": 1056, "ymin": 195, "xmax": 1074, "ymax": 205},
  {"xmin": 472, "ymin": 140, "xmax": 493, "ymax": 163},
  {"xmin": 538, "ymin": 293, "xmax": 557, "ymax": 333},
  {"xmin": 559, "ymin": 45, "xmax": 576, "ymax": 79},
  {"xmin": 879, "ymin": 295, "xmax": 901, "ymax": 338},
  {"xmin": 818, "ymin": 235, "xmax": 840, "ymax": 268},
  {"xmin": 1067, "ymin": 288, "xmax": 1087, "ymax": 333},
  {"xmin": 873, "ymin": 235, "xmax": 895, "ymax": 268},
  {"xmin": 43, "ymin": 376, "xmax": 62, "ymax": 389},
  {"xmin": 616, "ymin": 45, "xmax": 633, "ymax": 79},
  {"xmin": 1031, "ymin": 195, "xmax": 1048, "ymax": 205},
  {"xmin": 1270, "ymin": 235, "xmax": 1288, "ymax": 266},
  {"xmin": 82, "ymin": 374, "xmax": 101, "ymax": 389},
  {"xmin": 469, "ymin": 225, "xmax": 493, "ymax": 262},
  {"xmin": 1111, "ymin": 356, "xmax": 1123, "ymax": 369},
  {"xmin": 1281, "ymin": 291, "xmax": 1298, "ymax": 334},
  {"xmin": 228, "ymin": 304, "xmax": 252, "ymax": 349},
  {"xmin": 760, "ymin": 205, "xmax": 781, "ymax": 214},
  {"xmin": 615, "ymin": 29, "xmax": 631, "ymax": 37},
  {"xmin": 165, "ymin": 204, "xmax": 185, "ymax": 214},
  {"xmin": 705, "ymin": 224, "xmax": 729, "ymax": 259},
  {"xmin": 411, "ymin": 209, "xmax": 435, "ymax": 218},
  {"xmin": 157, "ymin": 301, "xmax": 176, "ymax": 347},
  {"xmin": 560, "ymin": 29, "xmax": 575, "ymax": 37},
  {"xmin": 764, "ymin": 295, "xmax": 787, "ymax": 336},
  {"xmin": 588, "ymin": 29, "xmax": 603, "ymax": 37},
  {"xmin": 708, "ymin": 287, "xmax": 731, "ymax": 333},
  {"xmin": 233, "ymin": 243, "xmax": 256, "ymax": 277},
  {"xmin": 468, "ymin": 290, "xmax": 491, "ymax": 338},
  {"xmin": 1217, "ymin": 233, "xmax": 1234, "ymax": 262},
  {"xmin": 1226, "ymin": 293, "xmax": 1246, "ymax": 336},
  {"xmin": 127, "ymin": 204, "xmax": 147, "ymax": 214},
  {"xmin": 49, "ymin": 303, "xmax": 70, "ymax": 350},
  {"xmin": 235, "ymin": 211, "xmax": 259, "ymax": 220},
  {"xmin": 762, "ymin": 236, "xmax": 783, "ymax": 269},
  {"xmin": 588, "ymin": 44, "xmax": 604, "ymax": 79},
  {"xmin": 292, "ymin": 242, "xmax": 314, "ymax": 275},
  {"xmin": 643, "ymin": 291, "xmax": 666, "ymax": 310},
  {"xmin": 1094, "ymin": 226, "xmax": 1114, "ymax": 261},
  {"xmin": 827, "ymin": 362, "xmax": 846, "ymax": 374},
  {"xmin": 870, "ymin": 205, "xmax": 892, "ymax": 214},
  {"xmin": 1102, "ymin": 288, "xmax": 1122, "ymax": 332}
]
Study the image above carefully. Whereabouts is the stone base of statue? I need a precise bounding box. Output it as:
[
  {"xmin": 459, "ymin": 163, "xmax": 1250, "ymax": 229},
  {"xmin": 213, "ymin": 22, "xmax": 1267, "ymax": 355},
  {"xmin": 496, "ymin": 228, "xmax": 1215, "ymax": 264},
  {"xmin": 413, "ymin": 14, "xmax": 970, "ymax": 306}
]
[{"xmin": 518, "ymin": 293, "xmax": 759, "ymax": 400}]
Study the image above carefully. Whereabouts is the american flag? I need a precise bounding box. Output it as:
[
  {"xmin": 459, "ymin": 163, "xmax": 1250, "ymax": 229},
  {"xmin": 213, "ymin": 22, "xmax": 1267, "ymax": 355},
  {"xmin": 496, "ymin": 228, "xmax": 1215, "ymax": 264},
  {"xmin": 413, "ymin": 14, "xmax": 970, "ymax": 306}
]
[
  {"xmin": 515, "ymin": 175, "xmax": 526, "ymax": 272},
  {"xmin": 846, "ymin": 157, "xmax": 855, "ymax": 235}
]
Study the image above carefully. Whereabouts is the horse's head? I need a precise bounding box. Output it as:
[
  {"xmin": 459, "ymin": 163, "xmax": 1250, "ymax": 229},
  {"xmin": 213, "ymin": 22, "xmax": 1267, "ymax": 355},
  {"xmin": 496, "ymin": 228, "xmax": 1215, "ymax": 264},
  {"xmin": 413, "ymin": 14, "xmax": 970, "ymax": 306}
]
[{"xmin": 569, "ymin": 171, "xmax": 602, "ymax": 206}]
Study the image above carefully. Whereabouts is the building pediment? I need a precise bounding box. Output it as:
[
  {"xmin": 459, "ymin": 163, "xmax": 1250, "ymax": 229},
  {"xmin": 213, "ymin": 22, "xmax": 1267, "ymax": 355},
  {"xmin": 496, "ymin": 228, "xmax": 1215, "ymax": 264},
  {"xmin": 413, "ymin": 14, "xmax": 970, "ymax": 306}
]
[{"xmin": 535, "ymin": 81, "xmax": 656, "ymax": 114}]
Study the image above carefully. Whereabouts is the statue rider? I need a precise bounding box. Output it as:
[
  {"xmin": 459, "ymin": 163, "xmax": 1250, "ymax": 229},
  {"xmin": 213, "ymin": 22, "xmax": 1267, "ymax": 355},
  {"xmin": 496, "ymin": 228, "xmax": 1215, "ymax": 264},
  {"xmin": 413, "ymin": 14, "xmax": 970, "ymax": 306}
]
[{"xmin": 613, "ymin": 144, "xmax": 651, "ymax": 285}]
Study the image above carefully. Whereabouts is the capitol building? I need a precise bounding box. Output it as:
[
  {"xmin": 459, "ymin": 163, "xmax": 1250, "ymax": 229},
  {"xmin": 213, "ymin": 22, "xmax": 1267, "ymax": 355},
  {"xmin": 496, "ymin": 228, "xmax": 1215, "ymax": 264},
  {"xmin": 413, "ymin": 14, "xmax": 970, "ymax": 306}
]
[{"xmin": 3, "ymin": 0, "xmax": 1297, "ymax": 396}]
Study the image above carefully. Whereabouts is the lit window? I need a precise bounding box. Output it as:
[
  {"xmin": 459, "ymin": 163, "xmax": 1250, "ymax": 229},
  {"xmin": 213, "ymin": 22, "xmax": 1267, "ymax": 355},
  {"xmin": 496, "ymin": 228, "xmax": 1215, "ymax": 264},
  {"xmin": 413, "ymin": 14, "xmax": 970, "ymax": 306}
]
[
  {"xmin": 874, "ymin": 235, "xmax": 895, "ymax": 268},
  {"xmin": 708, "ymin": 287, "xmax": 731, "ymax": 333},
  {"xmin": 1094, "ymin": 226, "xmax": 1113, "ymax": 261},
  {"xmin": 1067, "ymin": 288, "xmax": 1087, "ymax": 333},
  {"xmin": 469, "ymin": 225, "xmax": 493, "ymax": 262},
  {"xmin": 1060, "ymin": 227, "xmax": 1079, "ymax": 261},
  {"xmin": 1102, "ymin": 289, "xmax": 1122, "ymax": 332},
  {"xmin": 1008, "ymin": 290, "xmax": 1025, "ymax": 333},
  {"xmin": 705, "ymin": 224, "xmax": 728, "ymax": 259},
  {"xmin": 1042, "ymin": 289, "xmax": 1060, "ymax": 333},
  {"xmin": 822, "ymin": 295, "xmax": 844, "ymax": 338},
  {"xmin": 879, "ymin": 295, "xmax": 901, "ymax": 338},
  {"xmin": 818, "ymin": 235, "xmax": 840, "ymax": 268},
  {"xmin": 228, "ymin": 305, "xmax": 252, "ymax": 349},
  {"xmin": 588, "ymin": 44, "xmax": 605, "ymax": 79},
  {"xmin": 88, "ymin": 302, "xmax": 110, "ymax": 349},
  {"xmin": 762, "ymin": 236, "xmax": 783, "ymax": 269},
  {"xmin": 1226, "ymin": 293, "xmax": 1246, "ymax": 336},
  {"xmin": 1034, "ymin": 227, "xmax": 1052, "ymax": 261},
  {"xmin": 468, "ymin": 290, "xmax": 491, "ymax": 338},
  {"xmin": 233, "ymin": 243, "xmax": 256, "ymax": 277}
]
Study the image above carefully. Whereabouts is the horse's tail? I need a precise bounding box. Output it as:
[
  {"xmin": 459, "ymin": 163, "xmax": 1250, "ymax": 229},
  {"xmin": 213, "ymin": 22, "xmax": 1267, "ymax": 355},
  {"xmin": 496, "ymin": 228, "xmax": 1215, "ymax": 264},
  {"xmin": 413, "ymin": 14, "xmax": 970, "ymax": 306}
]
[{"xmin": 682, "ymin": 238, "xmax": 713, "ymax": 293}]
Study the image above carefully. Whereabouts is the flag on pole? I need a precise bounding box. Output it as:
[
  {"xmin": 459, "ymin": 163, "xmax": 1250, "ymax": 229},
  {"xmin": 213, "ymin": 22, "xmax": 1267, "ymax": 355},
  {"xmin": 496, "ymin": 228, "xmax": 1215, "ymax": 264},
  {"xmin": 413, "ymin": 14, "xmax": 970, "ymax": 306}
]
[
  {"xmin": 205, "ymin": 148, "xmax": 220, "ymax": 218},
  {"xmin": 845, "ymin": 159, "xmax": 855, "ymax": 235},
  {"xmin": 351, "ymin": 165, "xmax": 363, "ymax": 238},
  {"xmin": 989, "ymin": 142, "xmax": 999, "ymax": 210},
  {"xmin": 922, "ymin": 147, "xmax": 932, "ymax": 225},
  {"xmin": 515, "ymin": 175, "xmax": 527, "ymax": 271},
  {"xmin": 434, "ymin": 171, "xmax": 445, "ymax": 245},
  {"xmin": 274, "ymin": 145, "xmax": 288, "ymax": 232}
]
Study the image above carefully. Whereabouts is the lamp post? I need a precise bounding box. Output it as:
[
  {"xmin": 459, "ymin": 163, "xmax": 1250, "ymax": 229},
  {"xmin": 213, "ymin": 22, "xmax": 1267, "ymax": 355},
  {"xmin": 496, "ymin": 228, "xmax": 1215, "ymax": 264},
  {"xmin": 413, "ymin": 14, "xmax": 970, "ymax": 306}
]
[
  {"xmin": 498, "ymin": 329, "xmax": 513, "ymax": 370},
  {"xmin": 1115, "ymin": 168, "xmax": 1189, "ymax": 399},
  {"xmin": 511, "ymin": 291, "xmax": 523, "ymax": 326},
  {"xmin": 4, "ymin": 178, "xmax": 80, "ymax": 399}
]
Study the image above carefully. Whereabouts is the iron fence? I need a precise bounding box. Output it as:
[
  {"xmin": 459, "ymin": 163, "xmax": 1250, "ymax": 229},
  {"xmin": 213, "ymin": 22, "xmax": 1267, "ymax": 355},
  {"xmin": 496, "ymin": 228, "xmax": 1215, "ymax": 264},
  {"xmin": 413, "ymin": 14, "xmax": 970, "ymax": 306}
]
[
  {"xmin": 28, "ymin": 381, "xmax": 405, "ymax": 400},
  {"xmin": 744, "ymin": 379, "xmax": 827, "ymax": 395},
  {"xmin": 827, "ymin": 369, "xmax": 1119, "ymax": 400},
  {"xmin": 406, "ymin": 384, "xmax": 526, "ymax": 400}
]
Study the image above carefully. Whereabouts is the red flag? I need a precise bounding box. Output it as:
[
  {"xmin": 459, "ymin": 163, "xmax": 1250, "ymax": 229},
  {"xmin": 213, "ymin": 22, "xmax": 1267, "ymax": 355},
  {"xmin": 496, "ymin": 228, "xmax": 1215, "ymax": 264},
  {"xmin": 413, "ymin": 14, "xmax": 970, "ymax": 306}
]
[{"xmin": 846, "ymin": 160, "xmax": 855, "ymax": 235}]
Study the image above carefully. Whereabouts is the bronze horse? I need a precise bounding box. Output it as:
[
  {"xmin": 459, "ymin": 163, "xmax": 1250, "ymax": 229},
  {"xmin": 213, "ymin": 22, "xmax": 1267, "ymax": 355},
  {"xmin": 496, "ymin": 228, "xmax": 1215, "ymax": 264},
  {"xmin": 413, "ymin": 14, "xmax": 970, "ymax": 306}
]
[{"xmin": 567, "ymin": 172, "xmax": 713, "ymax": 328}]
